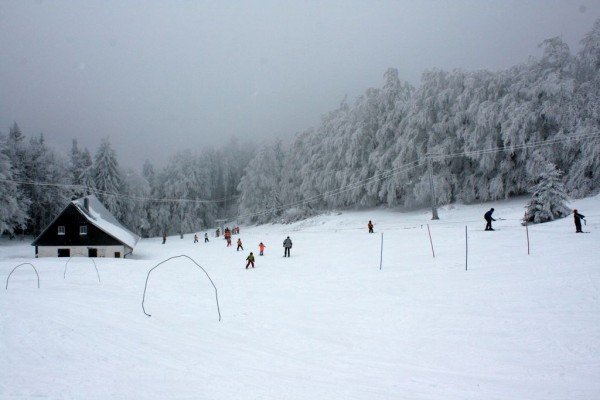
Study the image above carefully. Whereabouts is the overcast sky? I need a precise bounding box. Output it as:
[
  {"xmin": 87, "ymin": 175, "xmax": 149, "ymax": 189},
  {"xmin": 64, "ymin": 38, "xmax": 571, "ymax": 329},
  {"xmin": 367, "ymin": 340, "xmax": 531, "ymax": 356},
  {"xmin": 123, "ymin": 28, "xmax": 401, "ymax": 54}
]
[{"xmin": 1, "ymin": 1, "xmax": 599, "ymax": 169}]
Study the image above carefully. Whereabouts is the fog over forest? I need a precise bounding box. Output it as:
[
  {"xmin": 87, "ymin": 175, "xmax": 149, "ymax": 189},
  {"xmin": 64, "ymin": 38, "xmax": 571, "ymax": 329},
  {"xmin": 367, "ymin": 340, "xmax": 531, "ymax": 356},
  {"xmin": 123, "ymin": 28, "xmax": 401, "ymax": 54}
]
[{"xmin": 1, "ymin": 3, "xmax": 599, "ymax": 236}]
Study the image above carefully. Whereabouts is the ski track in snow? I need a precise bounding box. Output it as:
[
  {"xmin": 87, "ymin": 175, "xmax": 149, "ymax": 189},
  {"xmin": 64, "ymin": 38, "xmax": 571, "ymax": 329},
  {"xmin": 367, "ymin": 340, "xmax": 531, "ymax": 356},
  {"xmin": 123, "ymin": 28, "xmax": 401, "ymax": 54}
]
[{"xmin": 1, "ymin": 196, "xmax": 599, "ymax": 399}]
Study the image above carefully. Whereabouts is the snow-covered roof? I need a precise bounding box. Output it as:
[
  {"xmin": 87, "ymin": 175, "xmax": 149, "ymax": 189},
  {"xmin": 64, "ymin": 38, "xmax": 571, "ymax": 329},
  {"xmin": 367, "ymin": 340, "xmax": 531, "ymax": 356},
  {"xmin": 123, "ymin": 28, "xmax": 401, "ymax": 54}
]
[{"xmin": 72, "ymin": 195, "xmax": 140, "ymax": 249}]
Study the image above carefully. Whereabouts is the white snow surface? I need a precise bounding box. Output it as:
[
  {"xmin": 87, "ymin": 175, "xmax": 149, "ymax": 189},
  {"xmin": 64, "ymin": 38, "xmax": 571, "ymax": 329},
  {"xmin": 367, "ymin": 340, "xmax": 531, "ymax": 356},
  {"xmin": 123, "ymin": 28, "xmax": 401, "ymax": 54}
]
[{"xmin": 2, "ymin": 196, "xmax": 599, "ymax": 399}]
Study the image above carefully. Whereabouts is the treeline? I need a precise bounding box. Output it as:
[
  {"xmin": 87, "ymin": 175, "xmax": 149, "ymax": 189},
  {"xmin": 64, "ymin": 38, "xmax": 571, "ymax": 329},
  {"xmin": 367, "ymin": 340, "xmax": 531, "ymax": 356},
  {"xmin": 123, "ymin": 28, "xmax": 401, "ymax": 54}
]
[
  {"xmin": 0, "ymin": 128, "xmax": 253, "ymax": 237},
  {"xmin": 237, "ymin": 20, "xmax": 600, "ymax": 223}
]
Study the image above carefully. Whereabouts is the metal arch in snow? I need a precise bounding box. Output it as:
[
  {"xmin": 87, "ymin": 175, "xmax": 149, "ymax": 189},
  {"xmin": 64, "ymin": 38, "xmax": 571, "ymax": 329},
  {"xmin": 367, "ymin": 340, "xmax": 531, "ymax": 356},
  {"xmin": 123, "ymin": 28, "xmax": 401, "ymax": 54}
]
[
  {"xmin": 6, "ymin": 263, "xmax": 40, "ymax": 290},
  {"xmin": 141, "ymin": 255, "xmax": 221, "ymax": 321},
  {"xmin": 64, "ymin": 256, "xmax": 101, "ymax": 283}
]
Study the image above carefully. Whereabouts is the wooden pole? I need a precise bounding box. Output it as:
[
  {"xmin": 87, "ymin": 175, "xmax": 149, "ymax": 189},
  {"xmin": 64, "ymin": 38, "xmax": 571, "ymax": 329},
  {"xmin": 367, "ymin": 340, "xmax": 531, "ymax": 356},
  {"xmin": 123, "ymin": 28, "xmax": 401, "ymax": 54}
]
[
  {"xmin": 379, "ymin": 232, "xmax": 383, "ymax": 270},
  {"xmin": 525, "ymin": 219, "xmax": 530, "ymax": 255},
  {"xmin": 465, "ymin": 225, "xmax": 468, "ymax": 271},
  {"xmin": 427, "ymin": 224, "xmax": 435, "ymax": 258}
]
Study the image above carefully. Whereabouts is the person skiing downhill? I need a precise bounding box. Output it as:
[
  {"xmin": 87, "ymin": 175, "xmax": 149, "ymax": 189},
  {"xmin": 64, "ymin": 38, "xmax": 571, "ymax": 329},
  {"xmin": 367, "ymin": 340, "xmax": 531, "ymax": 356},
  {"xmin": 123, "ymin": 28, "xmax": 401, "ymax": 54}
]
[
  {"xmin": 484, "ymin": 208, "xmax": 496, "ymax": 231},
  {"xmin": 573, "ymin": 209, "xmax": 586, "ymax": 233},
  {"xmin": 283, "ymin": 236, "xmax": 292, "ymax": 257},
  {"xmin": 246, "ymin": 252, "xmax": 255, "ymax": 269},
  {"xmin": 259, "ymin": 242, "xmax": 266, "ymax": 256},
  {"xmin": 204, "ymin": 233, "xmax": 209, "ymax": 243},
  {"xmin": 368, "ymin": 220, "xmax": 374, "ymax": 233},
  {"xmin": 194, "ymin": 234, "xmax": 198, "ymax": 243},
  {"xmin": 237, "ymin": 238, "xmax": 244, "ymax": 251}
]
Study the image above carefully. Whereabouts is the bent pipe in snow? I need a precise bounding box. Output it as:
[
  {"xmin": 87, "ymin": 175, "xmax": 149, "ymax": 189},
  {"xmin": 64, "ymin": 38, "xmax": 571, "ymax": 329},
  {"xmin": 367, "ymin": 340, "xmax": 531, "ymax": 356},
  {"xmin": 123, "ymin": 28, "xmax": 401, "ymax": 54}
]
[
  {"xmin": 64, "ymin": 257, "xmax": 101, "ymax": 283},
  {"xmin": 141, "ymin": 255, "xmax": 221, "ymax": 321},
  {"xmin": 6, "ymin": 263, "xmax": 40, "ymax": 290}
]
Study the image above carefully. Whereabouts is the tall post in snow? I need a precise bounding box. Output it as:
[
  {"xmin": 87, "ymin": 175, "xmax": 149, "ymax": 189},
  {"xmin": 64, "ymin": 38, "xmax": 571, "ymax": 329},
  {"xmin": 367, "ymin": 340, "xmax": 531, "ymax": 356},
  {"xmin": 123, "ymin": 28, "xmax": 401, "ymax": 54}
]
[
  {"xmin": 379, "ymin": 232, "xmax": 383, "ymax": 270},
  {"xmin": 465, "ymin": 226, "xmax": 468, "ymax": 271},
  {"xmin": 427, "ymin": 155, "xmax": 439, "ymax": 220},
  {"xmin": 427, "ymin": 224, "xmax": 435, "ymax": 259},
  {"xmin": 180, "ymin": 200, "xmax": 184, "ymax": 239}
]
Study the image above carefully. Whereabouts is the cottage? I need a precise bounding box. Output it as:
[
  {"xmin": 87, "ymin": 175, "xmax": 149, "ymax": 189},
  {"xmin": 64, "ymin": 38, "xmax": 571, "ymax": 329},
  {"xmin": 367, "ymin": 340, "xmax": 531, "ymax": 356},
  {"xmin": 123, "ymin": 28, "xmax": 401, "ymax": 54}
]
[{"xmin": 31, "ymin": 195, "xmax": 140, "ymax": 258}]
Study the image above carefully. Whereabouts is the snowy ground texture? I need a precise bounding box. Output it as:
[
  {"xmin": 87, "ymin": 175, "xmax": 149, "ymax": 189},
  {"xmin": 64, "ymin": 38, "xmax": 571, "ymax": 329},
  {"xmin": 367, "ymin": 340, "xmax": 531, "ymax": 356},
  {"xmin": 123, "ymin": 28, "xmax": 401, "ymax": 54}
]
[{"xmin": 1, "ymin": 196, "xmax": 599, "ymax": 400}]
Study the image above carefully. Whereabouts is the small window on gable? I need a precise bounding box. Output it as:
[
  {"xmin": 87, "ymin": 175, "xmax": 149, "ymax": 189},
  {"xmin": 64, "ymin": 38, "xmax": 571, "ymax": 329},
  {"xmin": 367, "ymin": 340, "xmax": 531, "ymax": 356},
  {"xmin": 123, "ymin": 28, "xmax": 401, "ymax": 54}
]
[
  {"xmin": 80, "ymin": 225, "xmax": 88, "ymax": 235},
  {"xmin": 58, "ymin": 226, "xmax": 65, "ymax": 235}
]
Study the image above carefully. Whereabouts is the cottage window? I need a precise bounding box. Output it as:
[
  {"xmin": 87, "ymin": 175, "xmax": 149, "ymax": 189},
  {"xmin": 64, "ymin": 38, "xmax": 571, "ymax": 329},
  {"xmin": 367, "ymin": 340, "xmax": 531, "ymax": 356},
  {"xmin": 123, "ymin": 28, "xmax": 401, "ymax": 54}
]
[
  {"xmin": 58, "ymin": 226, "xmax": 65, "ymax": 235},
  {"xmin": 80, "ymin": 225, "xmax": 88, "ymax": 235}
]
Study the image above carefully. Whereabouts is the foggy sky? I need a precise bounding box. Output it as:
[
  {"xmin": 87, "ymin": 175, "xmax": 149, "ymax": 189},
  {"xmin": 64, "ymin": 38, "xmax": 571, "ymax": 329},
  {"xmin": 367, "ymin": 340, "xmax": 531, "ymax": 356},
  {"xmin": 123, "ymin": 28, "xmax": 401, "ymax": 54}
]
[{"xmin": 1, "ymin": 1, "xmax": 599, "ymax": 169}]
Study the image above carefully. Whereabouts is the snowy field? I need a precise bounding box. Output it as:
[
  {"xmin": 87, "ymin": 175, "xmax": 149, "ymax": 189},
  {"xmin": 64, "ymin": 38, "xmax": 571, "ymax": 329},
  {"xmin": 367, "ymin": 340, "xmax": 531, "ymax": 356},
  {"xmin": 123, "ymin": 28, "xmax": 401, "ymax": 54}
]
[{"xmin": 1, "ymin": 196, "xmax": 599, "ymax": 399}]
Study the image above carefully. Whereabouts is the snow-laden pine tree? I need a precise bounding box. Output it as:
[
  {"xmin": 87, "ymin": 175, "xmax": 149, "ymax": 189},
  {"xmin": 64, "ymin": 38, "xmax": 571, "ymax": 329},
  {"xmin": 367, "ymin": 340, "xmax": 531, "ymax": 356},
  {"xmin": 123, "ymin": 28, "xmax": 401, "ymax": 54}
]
[
  {"xmin": 93, "ymin": 137, "xmax": 123, "ymax": 219},
  {"xmin": 70, "ymin": 139, "xmax": 94, "ymax": 197},
  {"xmin": 0, "ymin": 135, "xmax": 27, "ymax": 235},
  {"xmin": 525, "ymin": 162, "xmax": 570, "ymax": 224}
]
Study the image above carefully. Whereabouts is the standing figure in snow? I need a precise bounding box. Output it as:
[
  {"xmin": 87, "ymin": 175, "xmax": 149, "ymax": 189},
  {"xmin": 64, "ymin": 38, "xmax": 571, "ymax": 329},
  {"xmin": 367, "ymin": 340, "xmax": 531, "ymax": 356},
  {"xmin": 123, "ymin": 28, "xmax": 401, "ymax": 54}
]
[
  {"xmin": 484, "ymin": 208, "xmax": 496, "ymax": 231},
  {"xmin": 573, "ymin": 209, "xmax": 586, "ymax": 233},
  {"xmin": 237, "ymin": 238, "xmax": 244, "ymax": 251},
  {"xmin": 368, "ymin": 220, "xmax": 374, "ymax": 233},
  {"xmin": 205, "ymin": 233, "xmax": 209, "ymax": 243},
  {"xmin": 194, "ymin": 234, "xmax": 198, "ymax": 243},
  {"xmin": 283, "ymin": 236, "xmax": 292, "ymax": 257},
  {"xmin": 246, "ymin": 252, "xmax": 255, "ymax": 269},
  {"xmin": 259, "ymin": 242, "xmax": 266, "ymax": 256},
  {"xmin": 216, "ymin": 228, "xmax": 220, "ymax": 238},
  {"xmin": 162, "ymin": 232, "xmax": 167, "ymax": 244}
]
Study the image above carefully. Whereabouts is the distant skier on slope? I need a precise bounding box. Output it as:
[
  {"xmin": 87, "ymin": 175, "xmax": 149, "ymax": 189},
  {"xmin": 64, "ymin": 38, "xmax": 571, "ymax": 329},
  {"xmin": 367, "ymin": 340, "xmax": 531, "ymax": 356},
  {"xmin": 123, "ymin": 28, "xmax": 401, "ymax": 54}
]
[
  {"xmin": 246, "ymin": 252, "xmax": 255, "ymax": 269},
  {"xmin": 162, "ymin": 232, "xmax": 167, "ymax": 244},
  {"xmin": 194, "ymin": 234, "xmax": 198, "ymax": 243},
  {"xmin": 259, "ymin": 242, "xmax": 266, "ymax": 256},
  {"xmin": 573, "ymin": 209, "xmax": 586, "ymax": 233},
  {"xmin": 205, "ymin": 233, "xmax": 209, "ymax": 243},
  {"xmin": 237, "ymin": 238, "xmax": 244, "ymax": 251},
  {"xmin": 484, "ymin": 208, "xmax": 496, "ymax": 231},
  {"xmin": 368, "ymin": 220, "xmax": 374, "ymax": 233},
  {"xmin": 283, "ymin": 236, "xmax": 292, "ymax": 257}
]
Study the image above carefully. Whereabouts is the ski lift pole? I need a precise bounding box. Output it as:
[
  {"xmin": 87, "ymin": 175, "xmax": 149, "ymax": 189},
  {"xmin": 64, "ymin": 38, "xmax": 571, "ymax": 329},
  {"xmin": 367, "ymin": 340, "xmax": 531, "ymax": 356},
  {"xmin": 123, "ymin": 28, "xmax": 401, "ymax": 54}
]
[
  {"xmin": 379, "ymin": 232, "xmax": 383, "ymax": 270},
  {"xmin": 427, "ymin": 154, "xmax": 439, "ymax": 220}
]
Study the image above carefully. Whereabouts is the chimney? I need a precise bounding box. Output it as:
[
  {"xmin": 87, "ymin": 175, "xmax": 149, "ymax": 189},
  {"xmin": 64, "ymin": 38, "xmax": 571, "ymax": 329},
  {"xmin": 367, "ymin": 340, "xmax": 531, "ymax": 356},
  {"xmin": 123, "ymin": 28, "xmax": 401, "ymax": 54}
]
[{"xmin": 84, "ymin": 197, "xmax": 89, "ymax": 212}]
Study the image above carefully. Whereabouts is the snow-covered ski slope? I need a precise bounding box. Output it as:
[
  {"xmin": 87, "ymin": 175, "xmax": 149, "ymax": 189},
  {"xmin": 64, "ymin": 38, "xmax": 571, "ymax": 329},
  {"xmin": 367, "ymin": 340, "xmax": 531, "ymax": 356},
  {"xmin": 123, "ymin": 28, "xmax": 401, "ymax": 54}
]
[{"xmin": 1, "ymin": 196, "xmax": 599, "ymax": 399}]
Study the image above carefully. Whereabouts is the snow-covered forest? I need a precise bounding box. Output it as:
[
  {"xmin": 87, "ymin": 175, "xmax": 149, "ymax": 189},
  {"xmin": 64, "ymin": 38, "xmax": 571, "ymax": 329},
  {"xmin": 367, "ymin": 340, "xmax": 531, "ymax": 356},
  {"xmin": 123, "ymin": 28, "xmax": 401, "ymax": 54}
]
[{"xmin": 1, "ymin": 20, "xmax": 600, "ymax": 234}]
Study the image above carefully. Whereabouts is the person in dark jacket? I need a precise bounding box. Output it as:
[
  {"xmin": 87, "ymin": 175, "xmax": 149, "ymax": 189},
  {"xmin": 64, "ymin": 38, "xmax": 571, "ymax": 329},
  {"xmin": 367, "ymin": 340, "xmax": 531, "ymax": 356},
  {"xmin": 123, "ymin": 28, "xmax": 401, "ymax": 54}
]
[
  {"xmin": 484, "ymin": 208, "xmax": 496, "ymax": 231},
  {"xmin": 283, "ymin": 236, "xmax": 292, "ymax": 257},
  {"xmin": 237, "ymin": 238, "xmax": 244, "ymax": 251},
  {"xmin": 573, "ymin": 209, "xmax": 585, "ymax": 233},
  {"xmin": 246, "ymin": 252, "xmax": 255, "ymax": 269},
  {"xmin": 205, "ymin": 233, "xmax": 209, "ymax": 243},
  {"xmin": 368, "ymin": 220, "xmax": 374, "ymax": 233},
  {"xmin": 162, "ymin": 232, "xmax": 167, "ymax": 244}
]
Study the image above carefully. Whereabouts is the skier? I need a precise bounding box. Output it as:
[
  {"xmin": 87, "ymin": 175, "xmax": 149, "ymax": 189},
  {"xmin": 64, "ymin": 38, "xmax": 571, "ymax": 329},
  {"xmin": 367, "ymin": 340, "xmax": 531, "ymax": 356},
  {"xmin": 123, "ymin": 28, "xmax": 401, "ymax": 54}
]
[
  {"xmin": 204, "ymin": 233, "xmax": 209, "ymax": 243},
  {"xmin": 283, "ymin": 236, "xmax": 292, "ymax": 257},
  {"xmin": 246, "ymin": 252, "xmax": 255, "ymax": 269},
  {"xmin": 259, "ymin": 242, "xmax": 266, "ymax": 256},
  {"xmin": 237, "ymin": 238, "xmax": 244, "ymax": 251},
  {"xmin": 194, "ymin": 234, "xmax": 198, "ymax": 243},
  {"xmin": 368, "ymin": 220, "xmax": 374, "ymax": 233},
  {"xmin": 162, "ymin": 232, "xmax": 167, "ymax": 244},
  {"xmin": 216, "ymin": 228, "xmax": 220, "ymax": 238},
  {"xmin": 484, "ymin": 208, "xmax": 496, "ymax": 231},
  {"xmin": 573, "ymin": 209, "xmax": 586, "ymax": 233}
]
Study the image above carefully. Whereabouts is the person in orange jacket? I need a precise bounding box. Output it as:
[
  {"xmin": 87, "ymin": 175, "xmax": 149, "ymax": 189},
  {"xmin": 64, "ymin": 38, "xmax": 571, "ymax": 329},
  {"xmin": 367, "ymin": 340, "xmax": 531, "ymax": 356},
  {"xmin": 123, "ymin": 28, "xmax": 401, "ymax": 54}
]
[
  {"xmin": 258, "ymin": 242, "xmax": 266, "ymax": 256},
  {"xmin": 368, "ymin": 220, "xmax": 374, "ymax": 233}
]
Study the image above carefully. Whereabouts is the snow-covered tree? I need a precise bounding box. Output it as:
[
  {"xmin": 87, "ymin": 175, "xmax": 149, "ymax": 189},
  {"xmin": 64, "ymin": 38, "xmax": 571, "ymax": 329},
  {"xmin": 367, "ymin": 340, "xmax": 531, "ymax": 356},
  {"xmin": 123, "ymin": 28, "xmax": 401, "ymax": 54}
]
[
  {"xmin": 525, "ymin": 162, "xmax": 570, "ymax": 224},
  {"xmin": 93, "ymin": 137, "xmax": 123, "ymax": 218},
  {"xmin": 0, "ymin": 135, "xmax": 27, "ymax": 235}
]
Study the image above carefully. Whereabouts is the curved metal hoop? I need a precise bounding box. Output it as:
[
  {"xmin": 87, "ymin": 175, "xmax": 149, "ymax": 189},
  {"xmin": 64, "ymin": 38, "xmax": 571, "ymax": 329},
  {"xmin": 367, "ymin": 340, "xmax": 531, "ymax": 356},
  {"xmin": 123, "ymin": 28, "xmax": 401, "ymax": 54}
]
[
  {"xmin": 64, "ymin": 257, "xmax": 101, "ymax": 283},
  {"xmin": 6, "ymin": 263, "xmax": 40, "ymax": 290},
  {"xmin": 141, "ymin": 255, "xmax": 221, "ymax": 321}
]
